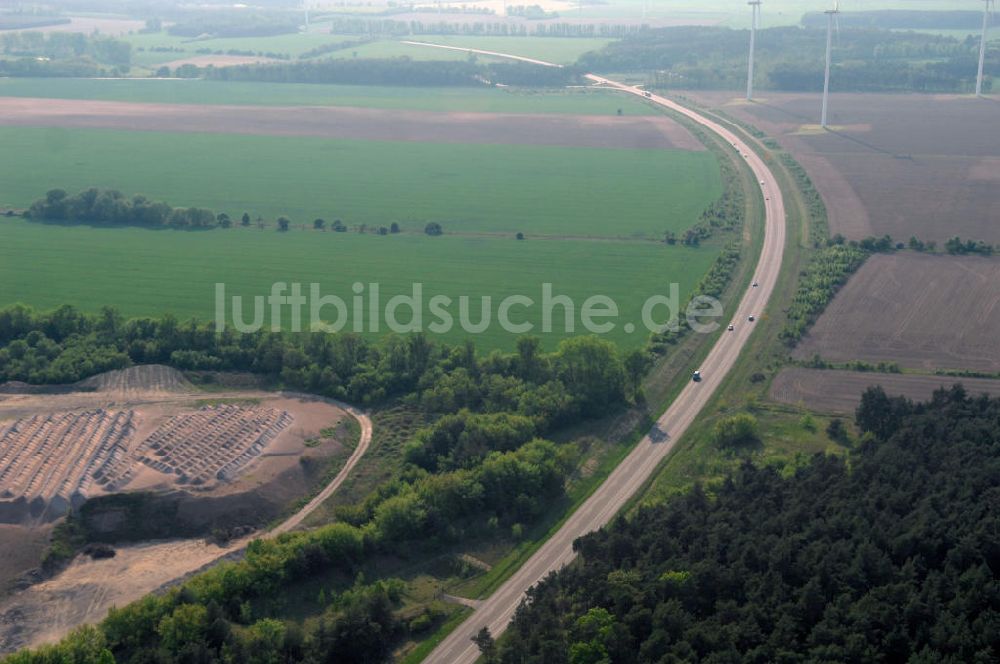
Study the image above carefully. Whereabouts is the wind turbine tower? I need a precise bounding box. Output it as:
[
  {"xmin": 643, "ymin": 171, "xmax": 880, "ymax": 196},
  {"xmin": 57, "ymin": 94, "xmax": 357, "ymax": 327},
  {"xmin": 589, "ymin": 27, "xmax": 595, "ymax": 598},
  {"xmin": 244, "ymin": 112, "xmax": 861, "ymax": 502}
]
[
  {"xmin": 821, "ymin": 1, "xmax": 840, "ymax": 128},
  {"xmin": 976, "ymin": 0, "xmax": 994, "ymax": 97},
  {"xmin": 746, "ymin": 0, "xmax": 762, "ymax": 100}
]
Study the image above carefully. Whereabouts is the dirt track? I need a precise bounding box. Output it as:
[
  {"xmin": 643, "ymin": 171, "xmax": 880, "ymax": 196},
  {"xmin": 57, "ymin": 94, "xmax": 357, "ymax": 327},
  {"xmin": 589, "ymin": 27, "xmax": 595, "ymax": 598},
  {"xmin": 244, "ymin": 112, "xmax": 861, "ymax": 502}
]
[
  {"xmin": 771, "ymin": 367, "xmax": 1000, "ymax": 414},
  {"xmin": 0, "ymin": 97, "xmax": 704, "ymax": 151},
  {"xmin": 793, "ymin": 253, "xmax": 1000, "ymax": 372}
]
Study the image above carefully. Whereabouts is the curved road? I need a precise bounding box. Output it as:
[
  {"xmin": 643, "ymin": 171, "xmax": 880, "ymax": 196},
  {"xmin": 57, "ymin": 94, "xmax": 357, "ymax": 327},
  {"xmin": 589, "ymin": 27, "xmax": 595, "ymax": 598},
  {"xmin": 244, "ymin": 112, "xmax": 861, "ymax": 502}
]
[
  {"xmin": 272, "ymin": 397, "xmax": 372, "ymax": 535},
  {"xmin": 413, "ymin": 45, "xmax": 788, "ymax": 664}
]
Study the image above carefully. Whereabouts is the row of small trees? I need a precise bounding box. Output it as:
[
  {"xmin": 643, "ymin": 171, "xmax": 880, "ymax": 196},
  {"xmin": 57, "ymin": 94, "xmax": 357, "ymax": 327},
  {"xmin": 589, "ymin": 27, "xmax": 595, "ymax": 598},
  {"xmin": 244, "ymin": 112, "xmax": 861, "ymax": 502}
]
[{"xmin": 26, "ymin": 189, "xmax": 459, "ymax": 236}]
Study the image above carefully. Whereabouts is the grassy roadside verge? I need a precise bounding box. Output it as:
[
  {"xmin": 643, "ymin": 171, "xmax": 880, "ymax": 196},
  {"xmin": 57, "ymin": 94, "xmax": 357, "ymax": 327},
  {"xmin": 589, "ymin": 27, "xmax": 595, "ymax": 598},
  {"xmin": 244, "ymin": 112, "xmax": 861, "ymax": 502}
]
[
  {"xmin": 631, "ymin": 96, "xmax": 843, "ymax": 508},
  {"xmin": 399, "ymin": 606, "xmax": 473, "ymax": 664}
]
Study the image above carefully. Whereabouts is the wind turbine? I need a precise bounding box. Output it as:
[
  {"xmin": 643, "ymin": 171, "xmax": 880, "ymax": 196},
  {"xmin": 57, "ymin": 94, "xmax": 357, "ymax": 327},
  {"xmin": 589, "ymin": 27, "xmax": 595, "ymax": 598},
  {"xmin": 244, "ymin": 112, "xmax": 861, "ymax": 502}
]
[
  {"xmin": 746, "ymin": 0, "xmax": 762, "ymax": 101},
  {"xmin": 976, "ymin": 0, "xmax": 995, "ymax": 96},
  {"xmin": 821, "ymin": 0, "xmax": 840, "ymax": 128}
]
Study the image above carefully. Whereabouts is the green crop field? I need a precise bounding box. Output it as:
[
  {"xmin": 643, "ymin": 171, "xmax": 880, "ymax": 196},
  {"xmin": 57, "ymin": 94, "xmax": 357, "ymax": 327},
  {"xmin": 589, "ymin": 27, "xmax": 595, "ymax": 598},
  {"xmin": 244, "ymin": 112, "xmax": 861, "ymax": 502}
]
[
  {"xmin": 0, "ymin": 217, "xmax": 719, "ymax": 351},
  {"xmin": 324, "ymin": 39, "xmax": 497, "ymax": 62},
  {"xmin": 0, "ymin": 78, "xmax": 657, "ymax": 114},
  {"xmin": 0, "ymin": 127, "xmax": 720, "ymax": 239}
]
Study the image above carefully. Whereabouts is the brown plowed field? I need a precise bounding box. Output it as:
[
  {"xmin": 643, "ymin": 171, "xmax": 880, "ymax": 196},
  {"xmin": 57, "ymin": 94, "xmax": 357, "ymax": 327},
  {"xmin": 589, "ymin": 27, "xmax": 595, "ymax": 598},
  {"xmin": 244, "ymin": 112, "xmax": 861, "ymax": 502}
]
[
  {"xmin": 0, "ymin": 17, "xmax": 144, "ymax": 35},
  {"xmin": 687, "ymin": 91, "xmax": 1000, "ymax": 243},
  {"xmin": 792, "ymin": 253, "xmax": 1000, "ymax": 372},
  {"xmin": 0, "ymin": 97, "xmax": 705, "ymax": 150},
  {"xmin": 770, "ymin": 367, "xmax": 1000, "ymax": 414},
  {"xmin": 157, "ymin": 55, "xmax": 281, "ymax": 69}
]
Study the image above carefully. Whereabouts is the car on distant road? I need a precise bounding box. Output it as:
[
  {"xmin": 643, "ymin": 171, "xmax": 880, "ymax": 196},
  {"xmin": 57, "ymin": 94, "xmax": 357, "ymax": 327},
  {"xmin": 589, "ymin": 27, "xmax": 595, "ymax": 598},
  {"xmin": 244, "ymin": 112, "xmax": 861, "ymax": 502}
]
[
  {"xmin": 728, "ymin": 324, "xmax": 735, "ymax": 331},
  {"xmin": 692, "ymin": 370, "xmax": 702, "ymax": 382},
  {"xmin": 748, "ymin": 315, "xmax": 756, "ymax": 322}
]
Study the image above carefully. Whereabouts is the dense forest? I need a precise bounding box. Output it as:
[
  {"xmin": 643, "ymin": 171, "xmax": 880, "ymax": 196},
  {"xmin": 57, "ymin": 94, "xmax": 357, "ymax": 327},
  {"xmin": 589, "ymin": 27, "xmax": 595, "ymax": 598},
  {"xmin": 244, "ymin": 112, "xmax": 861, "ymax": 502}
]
[
  {"xmin": 492, "ymin": 386, "xmax": 1000, "ymax": 663},
  {"xmin": 579, "ymin": 26, "xmax": 995, "ymax": 93},
  {"xmin": 801, "ymin": 10, "xmax": 988, "ymax": 31},
  {"xmin": 166, "ymin": 12, "xmax": 300, "ymax": 38},
  {"xmin": 205, "ymin": 57, "xmax": 583, "ymax": 87},
  {"xmin": 0, "ymin": 30, "xmax": 131, "ymax": 76}
]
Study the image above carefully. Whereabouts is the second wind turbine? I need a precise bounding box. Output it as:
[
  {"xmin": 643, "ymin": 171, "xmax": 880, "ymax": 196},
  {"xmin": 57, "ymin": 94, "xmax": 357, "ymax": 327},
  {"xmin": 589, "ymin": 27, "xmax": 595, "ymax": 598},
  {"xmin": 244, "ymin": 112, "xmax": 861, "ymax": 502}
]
[{"xmin": 821, "ymin": 1, "xmax": 840, "ymax": 128}]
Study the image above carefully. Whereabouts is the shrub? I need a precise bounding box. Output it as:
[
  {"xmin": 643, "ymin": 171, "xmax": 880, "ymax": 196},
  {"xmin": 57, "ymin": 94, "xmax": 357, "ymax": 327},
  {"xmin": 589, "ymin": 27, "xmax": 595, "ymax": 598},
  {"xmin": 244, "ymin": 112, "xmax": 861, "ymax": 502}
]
[{"xmin": 713, "ymin": 413, "xmax": 761, "ymax": 449}]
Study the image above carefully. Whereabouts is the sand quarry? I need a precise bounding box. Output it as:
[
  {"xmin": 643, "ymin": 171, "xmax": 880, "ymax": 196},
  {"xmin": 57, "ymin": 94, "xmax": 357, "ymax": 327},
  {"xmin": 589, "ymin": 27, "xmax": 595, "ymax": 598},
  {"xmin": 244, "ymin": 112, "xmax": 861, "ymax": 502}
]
[{"xmin": 0, "ymin": 365, "xmax": 361, "ymax": 653}]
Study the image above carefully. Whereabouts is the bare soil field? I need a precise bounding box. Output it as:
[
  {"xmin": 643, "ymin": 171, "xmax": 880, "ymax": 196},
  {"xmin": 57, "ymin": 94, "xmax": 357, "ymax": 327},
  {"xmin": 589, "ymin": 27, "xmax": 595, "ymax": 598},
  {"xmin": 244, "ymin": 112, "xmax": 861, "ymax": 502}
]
[
  {"xmin": 0, "ymin": 525, "xmax": 50, "ymax": 596},
  {"xmin": 792, "ymin": 253, "xmax": 1000, "ymax": 372},
  {"xmin": 0, "ymin": 538, "xmax": 242, "ymax": 654},
  {"xmin": 687, "ymin": 91, "xmax": 1000, "ymax": 242},
  {"xmin": 770, "ymin": 367, "xmax": 1000, "ymax": 414},
  {"xmin": 0, "ymin": 97, "xmax": 704, "ymax": 150},
  {"xmin": 157, "ymin": 55, "xmax": 281, "ymax": 69}
]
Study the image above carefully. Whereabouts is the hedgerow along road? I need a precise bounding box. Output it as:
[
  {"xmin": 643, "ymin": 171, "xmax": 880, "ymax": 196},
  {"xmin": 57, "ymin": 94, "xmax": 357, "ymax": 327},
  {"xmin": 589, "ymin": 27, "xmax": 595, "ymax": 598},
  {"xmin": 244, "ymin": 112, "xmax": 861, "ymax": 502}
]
[{"xmin": 406, "ymin": 44, "xmax": 789, "ymax": 664}]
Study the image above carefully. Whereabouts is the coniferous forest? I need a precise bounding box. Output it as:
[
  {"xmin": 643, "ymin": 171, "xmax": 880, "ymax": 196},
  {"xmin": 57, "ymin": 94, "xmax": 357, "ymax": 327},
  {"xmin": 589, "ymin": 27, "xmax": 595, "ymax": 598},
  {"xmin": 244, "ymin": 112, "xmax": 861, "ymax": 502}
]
[{"xmin": 494, "ymin": 386, "xmax": 1000, "ymax": 663}]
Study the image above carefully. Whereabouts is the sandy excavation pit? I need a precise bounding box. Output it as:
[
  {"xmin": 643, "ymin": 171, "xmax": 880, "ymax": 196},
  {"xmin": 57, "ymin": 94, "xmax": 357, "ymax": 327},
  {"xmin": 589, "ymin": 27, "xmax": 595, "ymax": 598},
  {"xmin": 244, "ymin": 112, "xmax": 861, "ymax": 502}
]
[
  {"xmin": 0, "ymin": 404, "xmax": 291, "ymax": 523},
  {"xmin": 0, "ymin": 366, "xmax": 350, "ymax": 526},
  {"xmin": 0, "ymin": 410, "xmax": 137, "ymax": 521}
]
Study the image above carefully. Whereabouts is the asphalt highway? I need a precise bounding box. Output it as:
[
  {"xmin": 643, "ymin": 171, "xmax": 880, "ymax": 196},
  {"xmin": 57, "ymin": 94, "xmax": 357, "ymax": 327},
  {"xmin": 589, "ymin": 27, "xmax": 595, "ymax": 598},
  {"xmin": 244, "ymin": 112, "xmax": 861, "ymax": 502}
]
[{"xmin": 418, "ymin": 50, "xmax": 788, "ymax": 664}]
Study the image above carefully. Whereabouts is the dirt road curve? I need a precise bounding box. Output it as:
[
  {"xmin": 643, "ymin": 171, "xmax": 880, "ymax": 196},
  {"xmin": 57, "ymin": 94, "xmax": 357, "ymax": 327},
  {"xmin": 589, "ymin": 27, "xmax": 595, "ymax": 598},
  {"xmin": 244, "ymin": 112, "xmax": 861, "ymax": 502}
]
[
  {"xmin": 416, "ymin": 48, "xmax": 788, "ymax": 664},
  {"xmin": 271, "ymin": 399, "xmax": 372, "ymax": 535}
]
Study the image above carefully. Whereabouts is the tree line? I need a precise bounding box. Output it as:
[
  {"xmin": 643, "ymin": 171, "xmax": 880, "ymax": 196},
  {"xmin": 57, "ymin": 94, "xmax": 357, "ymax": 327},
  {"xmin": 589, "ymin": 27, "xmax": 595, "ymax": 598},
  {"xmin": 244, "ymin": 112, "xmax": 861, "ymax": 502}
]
[
  {"xmin": 25, "ymin": 188, "xmax": 432, "ymax": 235},
  {"xmin": 780, "ymin": 242, "xmax": 869, "ymax": 346},
  {"xmin": 164, "ymin": 12, "xmax": 300, "ymax": 38},
  {"xmin": 323, "ymin": 16, "xmax": 645, "ymax": 39},
  {"xmin": 203, "ymin": 57, "xmax": 584, "ymax": 87},
  {"xmin": 0, "ymin": 304, "xmax": 636, "ymax": 417},
  {"xmin": 489, "ymin": 385, "xmax": 1000, "ymax": 663}
]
